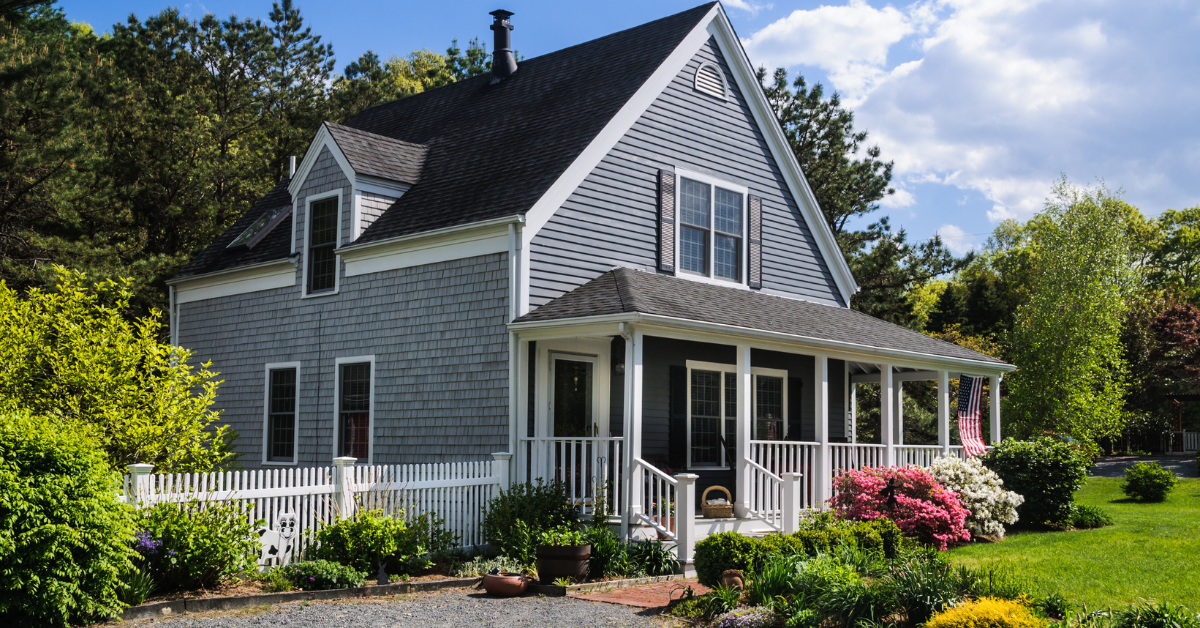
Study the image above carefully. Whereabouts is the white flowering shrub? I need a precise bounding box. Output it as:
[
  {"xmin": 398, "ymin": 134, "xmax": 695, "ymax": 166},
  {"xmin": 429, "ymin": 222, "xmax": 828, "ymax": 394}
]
[{"xmin": 928, "ymin": 455, "xmax": 1024, "ymax": 538}]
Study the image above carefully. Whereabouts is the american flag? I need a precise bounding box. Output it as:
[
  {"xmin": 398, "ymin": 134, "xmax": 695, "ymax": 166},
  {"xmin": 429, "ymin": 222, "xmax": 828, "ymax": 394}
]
[{"xmin": 957, "ymin": 375, "xmax": 987, "ymax": 457}]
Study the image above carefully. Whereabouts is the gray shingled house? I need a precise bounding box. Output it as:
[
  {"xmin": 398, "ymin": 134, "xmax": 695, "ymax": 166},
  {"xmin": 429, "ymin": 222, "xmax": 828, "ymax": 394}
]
[{"xmin": 169, "ymin": 3, "xmax": 1013, "ymax": 542}]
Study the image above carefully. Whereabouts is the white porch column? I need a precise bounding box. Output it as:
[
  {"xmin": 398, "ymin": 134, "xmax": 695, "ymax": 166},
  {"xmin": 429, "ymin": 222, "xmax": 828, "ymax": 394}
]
[
  {"xmin": 938, "ymin": 370, "xmax": 951, "ymax": 456},
  {"xmin": 674, "ymin": 473, "xmax": 698, "ymax": 563},
  {"xmin": 735, "ymin": 344, "xmax": 752, "ymax": 517},
  {"xmin": 626, "ymin": 328, "xmax": 644, "ymax": 522},
  {"xmin": 849, "ymin": 383, "xmax": 857, "ymax": 444},
  {"xmin": 814, "ymin": 354, "xmax": 830, "ymax": 507},
  {"xmin": 990, "ymin": 375, "xmax": 1002, "ymax": 444},
  {"xmin": 880, "ymin": 365, "xmax": 894, "ymax": 468},
  {"xmin": 894, "ymin": 383, "xmax": 904, "ymax": 445},
  {"xmin": 511, "ymin": 334, "xmax": 527, "ymax": 484}
]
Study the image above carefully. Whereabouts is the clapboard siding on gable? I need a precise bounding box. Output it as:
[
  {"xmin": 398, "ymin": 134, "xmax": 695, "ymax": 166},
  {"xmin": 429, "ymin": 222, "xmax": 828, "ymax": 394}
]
[
  {"xmin": 529, "ymin": 36, "xmax": 843, "ymax": 309},
  {"xmin": 176, "ymin": 254, "xmax": 510, "ymax": 467}
]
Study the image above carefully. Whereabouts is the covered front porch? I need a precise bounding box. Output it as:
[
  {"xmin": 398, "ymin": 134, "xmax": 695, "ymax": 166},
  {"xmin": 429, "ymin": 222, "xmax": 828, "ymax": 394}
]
[{"xmin": 507, "ymin": 269, "xmax": 1013, "ymax": 563}]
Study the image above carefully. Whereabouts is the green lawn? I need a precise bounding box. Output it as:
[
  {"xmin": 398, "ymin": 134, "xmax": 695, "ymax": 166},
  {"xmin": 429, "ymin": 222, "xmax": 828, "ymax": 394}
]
[{"xmin": 948, "ymin": 477, "xmax": 1200, "ymax": 609}]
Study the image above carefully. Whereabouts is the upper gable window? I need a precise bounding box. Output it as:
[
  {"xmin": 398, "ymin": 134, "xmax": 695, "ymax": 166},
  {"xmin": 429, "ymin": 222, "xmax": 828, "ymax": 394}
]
[
  {"xmin": 307, "ymin": 196, "xmax": 339, "ymax": 293},
  {"xmin": 694, "ymin": 62, "xmax": 728, "ymax": 100},
  {"xmin": 677, "ymin": 172, "xmax": 746, "ymax": 284}
]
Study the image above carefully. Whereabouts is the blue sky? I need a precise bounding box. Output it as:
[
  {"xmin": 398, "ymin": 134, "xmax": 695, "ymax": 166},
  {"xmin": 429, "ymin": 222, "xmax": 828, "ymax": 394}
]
[{"xmin": 60, "ymin": 0, "xmax": 1200, "ymax": 254}]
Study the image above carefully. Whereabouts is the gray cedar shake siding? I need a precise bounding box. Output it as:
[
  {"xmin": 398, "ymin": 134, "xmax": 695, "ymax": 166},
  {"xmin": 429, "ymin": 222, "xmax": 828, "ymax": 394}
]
[
  {"xmin": 178, "ymin": 255, "xmax": 510, "ymax": 467},
  {"xmin": 528, "ymin": 37, "xmax": 842, "ymax": 308},
  {"xmin": 359, "ymin": 192, "xmax": 395, "ymax": 234}
]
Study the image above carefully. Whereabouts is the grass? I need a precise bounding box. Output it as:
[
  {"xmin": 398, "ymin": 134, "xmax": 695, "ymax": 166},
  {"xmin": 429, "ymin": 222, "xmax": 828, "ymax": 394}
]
[{"xmin": 949, "ymin": 477, "xmax": 1200, "ymax": 609}]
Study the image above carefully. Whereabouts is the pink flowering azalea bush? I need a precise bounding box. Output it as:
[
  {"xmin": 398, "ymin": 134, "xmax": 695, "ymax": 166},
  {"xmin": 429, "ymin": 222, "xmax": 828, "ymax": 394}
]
[{"xmin": 830, "ymin": 466, "xmax": 970, "ymax": 550}]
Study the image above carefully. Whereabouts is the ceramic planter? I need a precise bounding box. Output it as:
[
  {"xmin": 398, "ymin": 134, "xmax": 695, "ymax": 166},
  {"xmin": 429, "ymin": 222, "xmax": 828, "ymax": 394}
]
[
  {"xmin": 535, "ymin": 544, "xmax": 591, "ymax": 582},
  {"xmin": 482, "ymin": 572, "xmax": 529, "ymax": 597}
]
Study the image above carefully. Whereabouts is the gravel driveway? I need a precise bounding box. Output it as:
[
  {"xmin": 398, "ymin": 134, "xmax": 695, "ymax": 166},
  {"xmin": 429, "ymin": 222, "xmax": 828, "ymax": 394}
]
[{"xmin": 128, "ymin": 588, "xmax": 670, "ymax": 628}]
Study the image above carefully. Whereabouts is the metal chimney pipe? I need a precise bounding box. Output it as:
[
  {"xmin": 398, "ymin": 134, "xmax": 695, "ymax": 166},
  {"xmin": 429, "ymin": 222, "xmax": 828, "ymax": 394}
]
[
  {"xmin": 289, "ymin": 156, "xmax": 296, "ymax": 178},
  {"xmin": 490, "ymin": 9, "xmax": 517, "ymax": 83}
]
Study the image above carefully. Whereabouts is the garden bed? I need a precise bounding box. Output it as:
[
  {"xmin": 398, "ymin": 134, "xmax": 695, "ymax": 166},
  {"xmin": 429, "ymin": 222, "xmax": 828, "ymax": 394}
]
[{"xmin": 121, "ymin": 576, "xmax": 481, "ymax": 621}]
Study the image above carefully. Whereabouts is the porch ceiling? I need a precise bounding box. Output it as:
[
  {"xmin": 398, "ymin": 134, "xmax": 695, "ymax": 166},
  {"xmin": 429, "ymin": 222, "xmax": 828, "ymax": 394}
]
[{"xmin": 511, "ymin": 268, "xmax": 1013, "ymax": 374}]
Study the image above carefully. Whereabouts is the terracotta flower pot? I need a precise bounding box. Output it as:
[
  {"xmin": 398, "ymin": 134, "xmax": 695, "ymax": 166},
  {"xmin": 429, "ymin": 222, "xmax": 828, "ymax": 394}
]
[
  {"xmin": 482, "ymin": 573, "xmax": 529, "ymax": 597},
  {"xmin": 535, "ymin": 544, "xmax": 591, "ymax": 582}
]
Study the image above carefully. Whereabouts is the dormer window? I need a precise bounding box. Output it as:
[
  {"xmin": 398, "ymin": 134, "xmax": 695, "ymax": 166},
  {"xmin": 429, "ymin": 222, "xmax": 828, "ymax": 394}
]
[
  {"xmin": 677, "ymin": 171, "xmax": 746, "ymax": 284},
  {"xmin": 306, "ymin": 195, "xmax": 339, "ymax": 294}
]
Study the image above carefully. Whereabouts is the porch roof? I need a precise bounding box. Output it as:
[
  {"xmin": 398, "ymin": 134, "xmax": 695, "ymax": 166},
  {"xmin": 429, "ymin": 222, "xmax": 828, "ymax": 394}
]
[{"xmin": 513, "ymin": 268, "xmax": 1011, "ymax": 370}]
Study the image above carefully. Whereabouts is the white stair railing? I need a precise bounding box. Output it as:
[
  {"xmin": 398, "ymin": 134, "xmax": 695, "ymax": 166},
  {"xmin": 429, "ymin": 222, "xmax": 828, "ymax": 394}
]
[
  {"xmin": 745, "ymin": 458, "xmax": 783, "ymax": 532},
  {"xmin": 631, "ymin": 458, "xmax": 697, "ymax": 563}
]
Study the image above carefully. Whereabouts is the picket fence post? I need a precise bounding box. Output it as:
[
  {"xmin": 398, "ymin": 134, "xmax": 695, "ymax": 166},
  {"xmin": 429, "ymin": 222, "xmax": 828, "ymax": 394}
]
[
  {"xmin": 782, "ymin": 472, "xmax": 802, "ymax": 534},
  {"xmin": 491, "ymin": 452, "xmax": 511, "ymax": 491},
  {"xmin": 332, "ymin": 457, "xmax": 356, "ymax": 520},
  {"xmin": 126, "ymin": 463, "xmax": 155, "ymax": 507}
]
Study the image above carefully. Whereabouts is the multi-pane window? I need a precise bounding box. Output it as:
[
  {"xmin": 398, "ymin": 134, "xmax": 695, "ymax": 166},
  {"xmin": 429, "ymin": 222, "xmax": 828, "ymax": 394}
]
[
  {"xmin": 678, "ymin": 176, "xmax": 745, "ymax": 282},
  {"xmin": 689, "ymin": 366, "xmax": 738, "ymax": 468},
  {"xmin": 307, "ymin": 197, "xmax": 338, "ymax": 293},
  {"xmin": 338, "ymin": 362, "xmax": 371, "ymax": 459},
  {"xmin": 267, "ymin": 368, "xmax": 297, "ymax": 462},
  {"xmin": 755, "ymin": 375, "xmax": 785, "ymax": 441}
]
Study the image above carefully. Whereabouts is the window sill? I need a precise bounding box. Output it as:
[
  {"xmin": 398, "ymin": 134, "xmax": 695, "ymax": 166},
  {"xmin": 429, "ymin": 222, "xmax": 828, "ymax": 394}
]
[
  {"xmin": 301, "ymin": 288, "xmax": 340, "ymax": 299},
  {"xmin": 675, "ymin": 271, "xmax": 749, "ymax": 290},
  {"xmin": 263, "ymin": 460, "xmax": 298, "ymax": 466}
]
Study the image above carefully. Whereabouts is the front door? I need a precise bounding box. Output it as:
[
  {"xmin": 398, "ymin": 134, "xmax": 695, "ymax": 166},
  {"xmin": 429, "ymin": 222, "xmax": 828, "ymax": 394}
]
[{"xmin": 551, "ymin": 354, "xmax": 595, "ymax": 437}]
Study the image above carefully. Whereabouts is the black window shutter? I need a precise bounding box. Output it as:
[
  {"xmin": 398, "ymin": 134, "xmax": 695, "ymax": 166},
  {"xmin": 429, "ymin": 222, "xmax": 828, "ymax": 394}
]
[
  {"xmin": 668, "ymin": 364, "xmax": 687, "ymax": 469},
  {"xmin": 748, "ymin": 194, "xmax": 762, "ymax": 288},
  {"xmin": 659, "ymin": 170, "xmax": 676, "ymax": 273},
  {"xmin": 788, "ymin": 375, "xmax": 804, "ymax": 441}
]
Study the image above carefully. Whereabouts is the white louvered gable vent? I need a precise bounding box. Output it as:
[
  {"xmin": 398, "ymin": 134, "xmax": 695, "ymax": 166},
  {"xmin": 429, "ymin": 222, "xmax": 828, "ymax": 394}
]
[{"xmin": 694, "ymin": 62, "xmax": 727, "ymax": 99}]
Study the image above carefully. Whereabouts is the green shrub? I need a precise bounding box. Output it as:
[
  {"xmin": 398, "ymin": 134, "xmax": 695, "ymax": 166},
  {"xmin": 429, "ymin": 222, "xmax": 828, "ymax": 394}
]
[
  {"xmin": 309, "ymin": 509, "xmax": 431, "ymax": 577},
  {"xmin": 814, "ymin": 571, "xmax": 894, "ymax": 627},
  {"xmin": 481, "ymin": 480, "xmax": 580, "ymax": 562},
  {"xmin": 0, "ymin": 411, "xmax": 137, "ymax": 627},
  {"xmin": 889, "ymin": 548, "xmax": 961, "ymax": 625},
  {"xmin": 1071, "ymin": 503, "xmax": 1113, "ymax": 529},
  {"xmin": 694, "ymin": 531, "xmax": 762, "ymax": 587},
  {"xmin": 956, "ymin": 564, "xmax": 1035, "ymax": 601},
  {"xmin": 1122, "ymin": 462, "xmax": 1178, "ymax": 502},
  {"xmin": 669, "ymin": 594, "xmax": 708, "ymax": 620},
  {"xmin": 925, "ymin": 597, "xmax": 1043, "ymax": 628},
  {"xmin": 451, "ymin": 555, "xmax": 530, "ymax": 577},
  {"xmin": 1112, "ymin": 600, "xmax": 1200, "ymax": 628},
  {"xmin": 538, "ymin": 525, "xmax": 586, "ymax": 546},
  {"xmin": 982, "ymin": 437, "xmax": 1089, "ymax": 527},
  {"xmin": 138, "ymin": 500, "xmax": 260, "ymax": 592},
  {"xmin": 279, "ymin": 560, "xmax": 366, "ymax": 590},
  {"xmin": 117, "ymin": 569, "xmax": 155, "ymax": 606},
  {"xmin": 628, "ymin": 539, "xmax": 678, "ymax": 577}
]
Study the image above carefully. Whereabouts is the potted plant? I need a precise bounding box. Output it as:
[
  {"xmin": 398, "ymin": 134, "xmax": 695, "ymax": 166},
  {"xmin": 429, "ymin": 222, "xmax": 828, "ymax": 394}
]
[{"xmin": 535, "ymin": 526, "xmax": 590, "ymax": 583}]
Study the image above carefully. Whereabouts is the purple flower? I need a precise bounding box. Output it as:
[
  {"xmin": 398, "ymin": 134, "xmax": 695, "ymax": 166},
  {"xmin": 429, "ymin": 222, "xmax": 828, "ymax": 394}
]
[
  {"xmin": 134, "ymin": 530, "xmax": 162, "ymax": 556},
  {"xmin": 168, "ymin": 549, "xmax": 177, "ymax": 556}
]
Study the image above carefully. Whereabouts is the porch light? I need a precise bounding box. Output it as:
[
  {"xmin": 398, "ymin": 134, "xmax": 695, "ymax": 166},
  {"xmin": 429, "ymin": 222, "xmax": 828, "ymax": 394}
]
[{"xmin": 614, "ymin": 362, "xmax": 625, "ymax": 375}]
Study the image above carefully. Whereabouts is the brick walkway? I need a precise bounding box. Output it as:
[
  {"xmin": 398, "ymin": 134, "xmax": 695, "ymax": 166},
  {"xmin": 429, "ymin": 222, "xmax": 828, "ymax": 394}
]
[{"xmin": 569, "ymin": 579, "xmax": 711, "ymax": 609}]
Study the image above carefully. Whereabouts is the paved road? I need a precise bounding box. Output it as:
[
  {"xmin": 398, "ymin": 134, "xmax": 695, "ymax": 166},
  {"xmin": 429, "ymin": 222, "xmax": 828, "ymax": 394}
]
[
  {"xmin": 1089, "ymin": 456, "xmax": 1195, "ymax": 478},
  {"xmin": 129, "ymin": 588, "xmax": 669, "ymax": 628}
]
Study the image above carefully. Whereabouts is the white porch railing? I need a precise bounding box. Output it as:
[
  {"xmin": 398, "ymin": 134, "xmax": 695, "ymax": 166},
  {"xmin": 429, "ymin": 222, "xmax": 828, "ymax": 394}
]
[
  {"xmin": 519, "ymin": 437, "xmax": 623, "ymax": 516},
  {"xmin": 894, "ymin": 445, "xmax": 944, "ymax": 467},
  {"xmin": 633, "ymin": 458, "xmax": 678, "ymax": 540},
  {"xmin": 750, "ymin": 440, "xmax": 819, "ymax": 510},
  {"xmin": 829, "ymin": 443, "xmax": 885, "ymax": 477},
  {"xmin": 1163, "ymin": 431, "xmax": 1200, "ymax": 453},
  {"xmin": 745, "ymin": 458, "xmax": 783, "ymax": 531}
]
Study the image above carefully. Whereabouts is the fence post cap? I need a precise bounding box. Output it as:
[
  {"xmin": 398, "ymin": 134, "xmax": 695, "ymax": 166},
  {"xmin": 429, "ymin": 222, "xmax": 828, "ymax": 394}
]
[
  {"xmin": 127, "ymin": 463, "xmax": 155, "ymax": 474},
  {"xmin": 673, "ymin": 472, "xmax": 699, "ymax": 482},
  {"xmin": 782, "ymin": 472, "xmax": 803, "ymax": 481},
  {"xmin": 332, "ymin": 457, "xmax": 357, "ymax": 467},
  {"xmin": 491, "ymin": 452, "xmax": 513, "ymax": 461}
]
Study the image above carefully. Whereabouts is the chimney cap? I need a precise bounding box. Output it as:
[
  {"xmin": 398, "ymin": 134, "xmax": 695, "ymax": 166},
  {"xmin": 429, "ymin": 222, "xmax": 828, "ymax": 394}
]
[{"xmin": 489, "ymin": 9, "xmax": 514, "ymax": 20}]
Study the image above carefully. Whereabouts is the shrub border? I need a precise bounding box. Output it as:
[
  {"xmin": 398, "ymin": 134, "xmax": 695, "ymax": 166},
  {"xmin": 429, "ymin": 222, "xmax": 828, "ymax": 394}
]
[{"xmin": 120, "ymin": 577, "xmax": 482, "ymax": 620}]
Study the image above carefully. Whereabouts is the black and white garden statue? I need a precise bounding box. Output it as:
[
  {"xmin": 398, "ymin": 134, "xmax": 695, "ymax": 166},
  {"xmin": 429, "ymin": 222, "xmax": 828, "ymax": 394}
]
[{"xmin": 256, "ymin": 512, "xmax": 297, "ymax": 566}]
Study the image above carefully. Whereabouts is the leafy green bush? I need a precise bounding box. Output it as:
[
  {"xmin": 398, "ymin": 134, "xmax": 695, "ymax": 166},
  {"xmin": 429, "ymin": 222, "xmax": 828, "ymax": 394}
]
[
  {"xmin": 451, "ymin": 555, "xmax": 529, "ymax": 577},
  {"xmin": 1072, "ymin": 503, "xmax": 1113, "ymax": 529},
  {"xmin": 0, "ymin": 411, "xmax": 137, "ymax": 626},
  {"xmin": 1122, "ymin": 462, "xmax": 1178, "ymax": 502},
  {"xmin": 889, "ymin": 548, "xmax": 961, "ymax": 625},
  {"xmin": 0, "ymin": 268, "xmax": 234, "ymax": 472},
  {"xmin": 695, "ymin": 531, "xmax": 763, "ymax": 587},
  {"xmin": 538, "ymin": 525, "xmax": 586, "ymax": 546},
  {"xmin": 279, "ymin": 560, "xmax": 366, "ymax": 590},
  {"xmin": 481, "ymin": 480, "xmax": 580, "ymax": 562},
  {"xmin": 138, "ymin": 501, "xmax": 260, "ymax": 592},
  {"xmin": 1112, "ymin": 600, "xmax": 1200, "ymax": 628},
  {"xmin": 956, "ymin": 564, "xmax": 1035, "ymax": 600},
  {"xmin": 628, "ymin": 539, "xmax": 678, "ymax": 576},
  {"xmin": 309, "ymin": 509, "xmax": 431, "ymax": 577},
  {"xmin": 982, "ymin": 437, "xmax": 1089, "ymax": 527},
  {"xmin": 584, "ymin": 525, "xmax": 635, "ymax": 578}
]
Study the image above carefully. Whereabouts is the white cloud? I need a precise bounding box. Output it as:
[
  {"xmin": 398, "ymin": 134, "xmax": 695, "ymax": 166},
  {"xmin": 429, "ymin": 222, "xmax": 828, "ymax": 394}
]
[
  {"xmin": 879, "ymin": 186, "xmax": 915, "ymax": 208},
  {"xmin": 724, "ymin": 0, "xmax": 774, "ymax": 17},
  {"xmin": 741, "ymin": 0, "xmax": 1200, "ymax": 228},
  {"xmin": 936, "ymin": 224, "xmax": 977, "ymax": 255}
]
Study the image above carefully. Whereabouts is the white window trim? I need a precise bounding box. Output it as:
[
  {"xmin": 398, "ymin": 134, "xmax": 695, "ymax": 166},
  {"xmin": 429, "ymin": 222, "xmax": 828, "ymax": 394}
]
[
  {"xmin": 685, "ymin": 360, "xmax": 738, "ymax": 470},
  {"xmin": 262, "ymin": 361, "xmax": 301, "ymax": 466},
  {"xmin": 752, "ymin": 366, "xmax": 789, "ymax": 441},
  {"xmin": 694, "ymin": 61, "xmax": 730, "ymax": 100},
  {"xmin": 674, "ymin": 167, "xmax": 749, "ymax": 289},
  {"xmin": 333, "ymin": 355, "xmax": 375, "ymax": 465},
  {"xmin": 302, "ymin": 188, "xmax": 343, "ymax": 298}
]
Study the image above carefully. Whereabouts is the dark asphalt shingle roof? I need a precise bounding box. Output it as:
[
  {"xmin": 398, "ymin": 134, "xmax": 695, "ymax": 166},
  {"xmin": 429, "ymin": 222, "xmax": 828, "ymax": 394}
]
[
  {"xmin": 515, "ymin": 268, "xmax": 1008, "ymax": 366},
  {"xmin": 174, "ymin": 177, "xmax": 293, "ymax": 279},
  {"xmin": 325, "ymin": 122, "xmax": 426, "ymax": 185},
  {"xmin": 176, "ymin": 3, "xmax": 715, "ymax": 279}
]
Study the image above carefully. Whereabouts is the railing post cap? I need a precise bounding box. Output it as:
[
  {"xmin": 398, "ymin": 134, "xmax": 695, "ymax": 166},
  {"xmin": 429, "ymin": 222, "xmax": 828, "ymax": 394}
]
[
  {"xmin": 782, "ymin": 472, "xmax": 802, "ymax": 480},
  {"xmin": 673, "ymin": 472, "xmax": 699, "ymax": 481},
  {"xmin": 127, "ymin": 463, "xmax": 155, "ymax": 473},
  {"xmin": 332, "ymin": 456, "xmax": 357, "ymax": 467},
  {"xmin": 491, "ymin": 452, "xmax": 513, "ymax": 461}
]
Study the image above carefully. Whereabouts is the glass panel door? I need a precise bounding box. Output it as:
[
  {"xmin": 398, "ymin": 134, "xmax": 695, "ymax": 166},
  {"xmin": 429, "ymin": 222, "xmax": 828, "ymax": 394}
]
[
  {"xmin": 551, "ymin": 356, "xmax": 594, "ymax": 437},
  {"xmin": 755, "ymin": 375, "xmax": 785, "ymax": 441}
]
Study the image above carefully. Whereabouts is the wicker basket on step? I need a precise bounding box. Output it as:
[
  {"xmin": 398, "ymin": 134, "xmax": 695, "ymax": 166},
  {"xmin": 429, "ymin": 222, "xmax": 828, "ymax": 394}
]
[{"xmin": 701, "ymin": 485, "xmax": 734, "ymax": 519}]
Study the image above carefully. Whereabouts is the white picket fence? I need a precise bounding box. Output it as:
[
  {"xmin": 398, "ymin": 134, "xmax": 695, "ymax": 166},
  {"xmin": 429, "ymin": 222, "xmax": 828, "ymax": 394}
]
[{"xmin": 123, "ymin": 453, "xmax": 510, "ymax": 565}]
